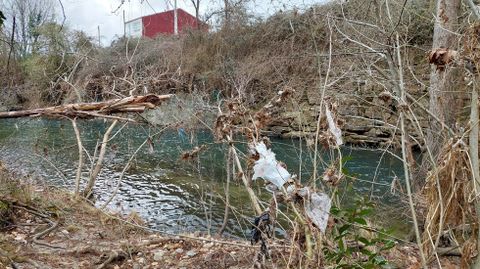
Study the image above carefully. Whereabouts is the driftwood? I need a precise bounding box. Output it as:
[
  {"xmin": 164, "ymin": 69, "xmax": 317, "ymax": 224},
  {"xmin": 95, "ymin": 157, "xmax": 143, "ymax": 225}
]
[{"xmin": 0, "ymin": 94, "xmax": 173, "ymax": 120}]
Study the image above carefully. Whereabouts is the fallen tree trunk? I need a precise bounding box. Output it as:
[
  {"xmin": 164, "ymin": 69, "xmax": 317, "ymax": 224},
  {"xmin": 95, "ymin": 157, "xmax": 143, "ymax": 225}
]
[{"xmin": 0, "ymin": 94, "xmax": 173, "ymax": 119}]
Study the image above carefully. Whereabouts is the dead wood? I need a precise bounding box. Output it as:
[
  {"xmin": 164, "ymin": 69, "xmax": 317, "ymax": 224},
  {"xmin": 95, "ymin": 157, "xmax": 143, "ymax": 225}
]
[
  {"xmin": 96, "ymin": 249, "xmax": 128, "ymax": 269},
  {"xmin": 437, "ymin": 247, "xmax": 462, "ymax": 257},
  {"xmin": 9, "ymin": 201, "xmax": 64, "ymax": 249},
  {"xmin": 0, "ymin": 94, "xmax": 173, "ymax": 119}
]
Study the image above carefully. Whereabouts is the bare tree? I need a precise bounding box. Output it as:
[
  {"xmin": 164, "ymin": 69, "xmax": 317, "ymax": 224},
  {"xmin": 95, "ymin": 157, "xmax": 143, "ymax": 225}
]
[
  {"xmin": 189, "ymin": 0, "xmax": 201, "ymax": 27},
  {"xmin": 223, "ymin": 0, "xmax": 230, "ymax": 24},
  {"xmin": 1, "ymin": 0, "xmax": 55, "ymax": 57},
  {"xmin": 426, "ymin": 0, "xmax": 461, "ymax": 160}
]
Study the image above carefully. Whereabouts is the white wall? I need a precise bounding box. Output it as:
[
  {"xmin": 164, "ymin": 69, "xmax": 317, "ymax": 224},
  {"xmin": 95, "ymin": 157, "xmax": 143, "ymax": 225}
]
[{"xmin": 125, "ymin": 18, "xmax": 142, "ymax": 38}]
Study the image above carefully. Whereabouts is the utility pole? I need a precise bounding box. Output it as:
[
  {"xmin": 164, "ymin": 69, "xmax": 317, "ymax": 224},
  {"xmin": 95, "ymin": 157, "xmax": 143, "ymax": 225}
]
[
  {"xmin": 97, "ymin": 25, "xmax": 101, "ymax": 47},
  {"xmin": 123, "ymin": 10, "xmax": 126, "ymax": 38},
  {"xmin": 174, "ymin": 0, "xmax": 178, "ymax": 35}
]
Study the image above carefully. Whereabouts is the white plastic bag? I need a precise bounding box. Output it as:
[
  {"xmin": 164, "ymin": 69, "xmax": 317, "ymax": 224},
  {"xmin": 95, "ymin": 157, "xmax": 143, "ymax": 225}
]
[
  {"xmin": 252, "ymin": 142, "xmax": 291, "ymax": 188},
  {"xmin": 305, "ymin": 192, "xmax": 332, "ymax": 233},
  {"xmin": 325, "ymin": 106, "xmax": 343, "ymax": 146}
]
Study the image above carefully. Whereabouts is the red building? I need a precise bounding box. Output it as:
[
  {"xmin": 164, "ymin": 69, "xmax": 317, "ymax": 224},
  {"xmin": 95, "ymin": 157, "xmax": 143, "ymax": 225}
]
[{"xmin": 125, "ymin": 9, "xmax": 203, "ymax": 38}]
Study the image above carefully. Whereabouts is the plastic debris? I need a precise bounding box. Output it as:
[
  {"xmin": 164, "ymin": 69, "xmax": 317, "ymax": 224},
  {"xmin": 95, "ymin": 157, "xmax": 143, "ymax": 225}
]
[
  {"xmin": 252, "ymin": 142, "xmax": 291, "ymax": 188},
  {"xmin": 297, "ymin": 188, "xmax": 331, "ymax": 233},
  {"xmin": 325, "ymin": 106, "xmax": 343, "ymax": 146},
  {"xmin": 250, "ymin": 211, "xmax": 272, "ymax": 258}
]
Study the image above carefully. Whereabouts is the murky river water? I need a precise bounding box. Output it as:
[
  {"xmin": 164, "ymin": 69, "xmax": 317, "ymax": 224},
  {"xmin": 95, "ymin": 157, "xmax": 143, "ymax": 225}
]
[{"xmin": 0, "ymin": 118, "xmax": 406, "ymax": 238}]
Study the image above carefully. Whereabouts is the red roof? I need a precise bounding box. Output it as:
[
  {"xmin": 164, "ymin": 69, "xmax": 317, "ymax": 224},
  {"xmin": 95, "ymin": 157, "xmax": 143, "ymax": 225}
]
[{"xmin": 141, "ymin": 9, "xmax": 200, "ymax": 38}]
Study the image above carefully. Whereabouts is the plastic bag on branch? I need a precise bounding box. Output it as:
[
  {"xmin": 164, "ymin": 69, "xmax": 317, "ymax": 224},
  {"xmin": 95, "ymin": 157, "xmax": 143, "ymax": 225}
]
[
  {"xmin": 252, "ymin": 142, "xmax": 291, "ymax": 189},
  {"xmin": 326, "ymin": 106, "xmax": 343, "ymax": 147},
  {"xmin": 305, "ymin": 192, "xmax": 331, "ymax": 233},
  {"xmin": 297, "ymin": 187, "xmax": 331, "ymax": 233},
  {"xmin": 252, "ymin": 142, "xmax": 331, "ymax": 233}
]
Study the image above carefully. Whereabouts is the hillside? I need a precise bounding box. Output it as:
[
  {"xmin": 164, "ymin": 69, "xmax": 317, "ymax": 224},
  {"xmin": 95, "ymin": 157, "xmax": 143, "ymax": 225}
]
[{"xmin": 0, "ymin": 0, "xmax": 456, "ymax": 148}]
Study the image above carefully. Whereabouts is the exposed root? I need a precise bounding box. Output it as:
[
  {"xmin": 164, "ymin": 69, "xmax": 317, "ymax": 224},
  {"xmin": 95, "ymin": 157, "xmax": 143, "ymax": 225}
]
[
  {"xmin": 96, "ymin": 249, "xmax": 128, "ymax": 269},
  {"xmin": 9, "ymin": 201, "xmax": 64, "ymax": 249}
]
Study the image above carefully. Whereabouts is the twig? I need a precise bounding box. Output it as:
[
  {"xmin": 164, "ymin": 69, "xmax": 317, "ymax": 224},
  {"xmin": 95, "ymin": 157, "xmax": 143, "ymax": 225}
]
[
  {"xmin": 218, "ymin": 146, "xmax": 232, "ymax": 236},
  {"xmin": 33, "ymin": 221, "xmax": 62, "ymax": 249},
  {"xmin": 464, "ymin": 0, "xmax": 480, "ymax": 20},
  {"xmin": 100, "ymin": 124, "xmax": 174, "ymax": 209},
  {"xmin": 312, "ymin": 16, "xmax": 333, "ymax": 190},
  {"xmin": 229, "ymin": 141, "xmax": 263, "ymax": 215},
  {"xmin": 395, "ymin": 34, "xmax": 428, "ymax": 268},
  {"xmin": 6, "ymin": 16, "xmax": 15, "ymax": 72},
  {"xmin": 71, "ymin": 118, "xmax": 84, "ymax": 196},
  {"xmin": 83, "ymin": 120, "xmax": 118, "ymax": 198},
  {"xmin": 11, "ymin": 203, "xmax": 64, "ymax": 249}
]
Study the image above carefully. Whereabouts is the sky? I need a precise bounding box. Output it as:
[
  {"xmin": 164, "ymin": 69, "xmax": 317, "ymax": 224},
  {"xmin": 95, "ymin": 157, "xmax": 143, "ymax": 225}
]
[{"xmin": 61, "ymin": 0, "xmax": 328, "ymax": 45}]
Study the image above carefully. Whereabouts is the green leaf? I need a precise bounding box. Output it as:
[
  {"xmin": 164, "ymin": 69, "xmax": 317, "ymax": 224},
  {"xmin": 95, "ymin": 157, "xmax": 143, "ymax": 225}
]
[
  {"xmin": 381, "ymin": 240, "xmax": 396, "ymax": 250},
  {"xmin": 330, "ymin": 206, "xmax": 340, "ymax": 215},
  {"xmin": 358, "ymin": 208, "xmax": 373, "ymax": 216},
  {"xmin": 341, "ymin": 155, "xmax": 353, "ymax": 164},
  {"xmin": 338, "ymin": 238, "xmax": 345, "ymax": 251},
  {"xmin": 338, "ymin": 224, "xmax": 351, "ymax": 236},
  {"xmin": 357, "ymin": 236, "xmax": 371, "ymax": 246},
  {"xmin": 353, "ymin": 217, "xmax": 368, "ymax": 225},
  {"xmin": 360, "ymin": 248, "xmax": 373, "ymax": 256}
]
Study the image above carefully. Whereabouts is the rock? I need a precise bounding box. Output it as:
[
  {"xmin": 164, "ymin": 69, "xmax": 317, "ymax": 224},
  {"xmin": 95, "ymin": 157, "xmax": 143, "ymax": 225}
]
[
  {"xmin": 132, "ymin": 263, "xmax": 141, "ymax": 269},
  {"xmin": 138, "ymin": 257, "xmax": 145, "ymax": 264},
  {"xmin": 281, "ymin": 131, "xmax": 314, "ymax": 139},
  {"xmin": 61, "ymin": 229, "xmax": 69, "ymax": 235},
  {"xmin": 175, "ymin": 248, "xmax": 184, "ymax": 254},
  {"xmin": 153, "ymin": 250, "xmax": 166, "ymax": 261},
  {"xmin": 186, "ymin": 250, "xmax": 197, "ymax": 258},
  {"xmin": 269, "ymin": 126, "xmax": 290, "ymax": 135}
]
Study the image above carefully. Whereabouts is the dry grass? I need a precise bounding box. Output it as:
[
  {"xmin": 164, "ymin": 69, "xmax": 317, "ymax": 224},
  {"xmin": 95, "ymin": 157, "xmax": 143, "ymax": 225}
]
[{"xmin": 422, "ymin": 139, "xmax": 476, "ymax": 266}]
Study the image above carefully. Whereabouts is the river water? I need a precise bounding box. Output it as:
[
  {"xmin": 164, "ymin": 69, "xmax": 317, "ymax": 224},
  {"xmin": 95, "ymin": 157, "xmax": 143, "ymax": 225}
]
[{"xmin": 0, "ymin": 118, "xmax": 406, "ymax": 238}]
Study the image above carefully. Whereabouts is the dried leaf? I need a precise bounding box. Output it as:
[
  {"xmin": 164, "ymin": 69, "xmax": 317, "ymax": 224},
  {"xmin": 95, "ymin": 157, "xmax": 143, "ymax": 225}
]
[
  {"xmin": 429, "ymin": 48, "xmax": 458, "ymax": 70},
  {"xmin": 181, "ymin": 145, "xmax": 206, "ymax": 161}
]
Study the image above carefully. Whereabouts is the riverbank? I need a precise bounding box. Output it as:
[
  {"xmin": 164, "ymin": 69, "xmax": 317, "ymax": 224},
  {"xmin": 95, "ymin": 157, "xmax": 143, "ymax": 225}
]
[
  {"xmin": 0, "ymin": 164, "xmax": 279, "ymax": 269},
  {"xmin": 0, "ymin": 162, "xmax": 463, "ymax": 268}
]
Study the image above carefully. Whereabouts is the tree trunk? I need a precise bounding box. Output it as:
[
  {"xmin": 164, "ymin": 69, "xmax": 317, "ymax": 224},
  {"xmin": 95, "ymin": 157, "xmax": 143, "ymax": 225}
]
[
  {"xmin": 82, "ymin": 120, "xmax": 118, "ymax": 199},
  {"xmin": 195, "ymin": 0, "xmax": 200, "ymax": 29},
  {"xmin": 470, "ymin": 83, "xmax": 480, "ymax": 269},
  {"xmin": 223, "ymin": 0, "xmax": 230, "ymax": 27},
  {"xmin": 426, "ymin": 0, "xmax": 461, "ymax": 164}
]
